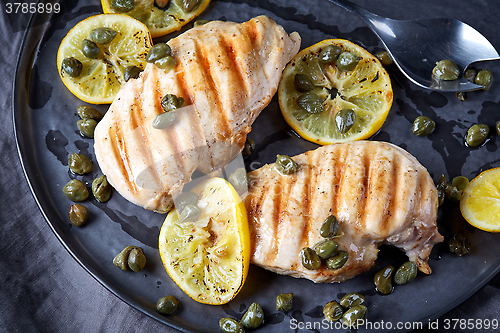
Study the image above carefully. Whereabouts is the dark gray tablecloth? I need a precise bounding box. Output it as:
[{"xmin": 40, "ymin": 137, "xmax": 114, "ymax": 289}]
[{"xmin": 1, "ymin": 1, "xmax": 499, "ymax": 332}]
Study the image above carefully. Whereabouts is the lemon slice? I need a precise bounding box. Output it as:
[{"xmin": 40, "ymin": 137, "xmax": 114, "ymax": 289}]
[
  {"xmin": 460, "ymin": 167, "xmax": 500, "ymax": 232},
  {"xmin": 158, "ymin": 177, "xmax": 251, "ymax": 305},
  {"xmin": 101, "ymin": 0, "xmax": 210, "ymax": 38},
  {"xmin": 57, "ymin": 14, "xmax": 152, "ymax": 104},
  {"xmin": 278, "ymin": 39, "xmax": 393, "ymax": 145}
]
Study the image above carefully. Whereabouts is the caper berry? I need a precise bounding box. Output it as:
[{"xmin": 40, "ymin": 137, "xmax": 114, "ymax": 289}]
[
  {"xmin": 161, "ymin": 94, "xmax": 183, "ymax": 112},
  {"xmin": 193, "ymin": 19, "xmax": 210, "ymax": 27},
  {"xmin": 336, "ymin": 52, "xmax": 360, "ymax": 71},
  {"xmin": 374, "ymin": 265, "xmax": 394, "ymax": 295},
  {"xmin": 77, "ymin": 105, "xmax": 103, "ymax": 121},
  {"xmin": 452, "ymin": 176, "xmax": 469, "ymax": 191},
  {"xmin": 474, "ymin": 69, "xmax": 493, "ymax": 90},
  {"xmin": 335, "ymin": 109, "xmax": 356, "ymax": 133},
  {"xmin": 111, "ymin": 0, "xmax": 135, "ymax": 12},
  {"xmin": 155, "ymin": 55, "xmax": 176, "ymax": 71},
  {"xmin": 294, "ymin": 73, "xmax": 314, "ymax": 93},
  {"xmin": 68, "ymin": 204, "xmax": 89, "ymax": 227},
  {"xmin": 242, "ymin": 137, "xmax": 255, "ymax": 156},
  {"xmin": 275, "ymin": 154, "xmax": 299, "ymax": 175},
  {"xmin": 178, "ymin": 204, "xmax": 201, "ymax": 222},
  {"xmin": 340, "ymin": 292, "xmax": 365, "ymax": 309},
  {"xmin": 173, "ymin": 191, "xmax": 198, "ymax": 213},
  {"xmin": 375, "ymin": 50, "xmax": 393, "ymax": 66},
  {"xmin": 325, "ymin": 250, "xmax": 348, "ymax": 269},
  {"xmin": 313, "ymin": 239, "xmax": 338, "ymax": 259},
  {"xmin": 323, "ymin": 300, "xmax": 343, "ymax": 322},
  {"xmin": 276, "ymin": 293, "xmax": 293, "ymax": 312},
  {"xmin": 146, "ymin": 43, "xmax": 172, "ymax": 63},
  {"xmin": 69, "ymin": 153, "xmax": 93, "ymax": 175},
  {"xmin": 63, "ymin": 179, "xmax": 89, "ymax": 202},
  {"xmin": 152, "ymin": 112, "xmax": 176, "ymax": 129},
  {"xmin": 301, "ymin": 247, "xmax": 321, "ymax": 270},
  {"xmin": 92, "ymin": 175, "xmax": 112, "ymax": 203},
  {"xmin": 449, "ymin": 232, "xmax": 471, "ymax": 257},
  {"xmin": 297, "ymin": 92, "xmax": 324, "ymax": 114},
  {"xmin": 432, "ymin": 59, "xmax": 460, "ymax": 81},
  {"xmin": 124, "ymin": 66, "xmax": 143, "ymax": 82},
  {"xmin": 90, "ymin": 27, "xmax": 117, "ymax": 45},
  {"xmin": 77, "ymin": 118, "xmax": 97, "ymax": 138},
  {"xmin": 240, "ymin": 302, "xmax": 264, "ymax": 329},
  {"xmin": 320, "ymin": 215, "xmax": 339, "ymax": 238},
  {"xmin": 61, "ymin": 57, "xmax": 83, "ymax": 78},
  {"xmin": 156, "ymin": 295, "xmax": 179, "ymax": 315},
  {"xmin": 464, "ymin": 68, "xmax": 476, "ymax": 82},
  {"xmin": 465, "ymin": 124, "xmax": 489, "ymax": 147},
  {"xmin": 179, "ymin": 0, "xmax": 200, "ymax": 12},
  {"xmin": 394, "ymin": 261, "xmax": 418, "ymax": 285},
  {"xmin": 341, "ymin": 304, "xmax": 367, "ymax": 328},
  {"xmin": 228, "ymin": 168, "xmax": 248, "ymax": 193},
  {"xmin": 113, "ymin": 246, "xmax": 146, "ymax": 271},
  {"xmin": 319, "ymin": 45, "xmax": 342, "ymax": 64},
  {"xmin": 412, "ymin": 116, "xmax": 435, "ymax": 136},
  {"xmin": 81, "ymin": 39, "xmax": 100, "ymax": 59}
]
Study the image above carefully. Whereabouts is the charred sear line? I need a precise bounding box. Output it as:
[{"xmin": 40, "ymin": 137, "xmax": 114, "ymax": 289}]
[
  {"xmin": 111, "ymin": 122, "xmax": 138, "ymax": 193},
  {"xmin": 358, "ymin": 144, "xmax": 371, "ymax": 228},
  {"xmin": 371, "ymin": 71, "xmax": 380, "ymax": 83}
]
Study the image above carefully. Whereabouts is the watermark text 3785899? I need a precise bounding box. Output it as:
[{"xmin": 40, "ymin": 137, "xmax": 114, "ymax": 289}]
[{"xmin": 5, "ymin": 2, "xmax": 60, "ymax": 14}]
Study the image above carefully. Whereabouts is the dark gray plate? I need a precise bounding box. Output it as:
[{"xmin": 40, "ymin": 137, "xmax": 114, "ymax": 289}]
[{"xmin": 14, "ymin": 0, "xmax": 500, "ymax": 332}]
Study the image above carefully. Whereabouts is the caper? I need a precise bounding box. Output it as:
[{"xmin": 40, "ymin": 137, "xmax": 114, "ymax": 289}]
[
  {"xmin": 173, "ymin": 191, "xmax": 198, "ymax": 213},
  {"xmin": 81, "ymin": 39, "xmax": 100, "ymax": 59},
  {"xmin": 113, "ymin": 246, "xmax": 133, "ymax": 270},
  {"xmin": 394, "ymin": 261, "xmax": 418, "ymax": 285},
  {"xmin": 127, "ymin": 247, "xmax": 147, "ymax": 272},
  {"xmin": 178, "ymin": 204, "xmax": 201, "ymax": 222},
  {"xmin": 77, "ymin": 119, "xmax": 97, "ymax": 138},
  {"xmin": 276, "ymin": 293, "xmax": 293, "ymax": 312},
  {"xmin": 301, "ymin": 247, "xmax": 321, "ymax": 270},
  {"xmin": 152, "ymin": 112, "xmax": 176, "ymax": 129},
  {"xmin": 240, "ymin": 302, "xmax": 264, "ymax": 329},
  {"xmin": 340, "ymin": 292, "xmax": 365, "ymax": 309},
  {"xmin": 436, "ymin": 174, "xmax": 448, "ymax": 206},
  {"xmin": 374, "ymin": 265, "xmax": 394, "ymax": 295},
  {"xmin": 341, "ymin": 305, "xmax": 367, "ymax": 328},
  {"xmin": 313, "ymin": 239, "xmax": 338, "ymax": 259},
  {"xmin": 325, "ymin": 250, "xmax": 348, "ymax": 269},
  {"xmin": 77, "ymin": 105, "xmax": 103, "ymax": 121},
  {"xmin": 336, "ymin": 52, "xmax": 360, "ymax": 71},
  {"xmin": 92, "ymin": 175, "xmax": 112, "ymax": 203},
  {"xmin": 193, "ymin": 19, "xmax": 210, "ymax": 27},
  {"xmin": 89, "ymin": 27, "xmax": 117, "ymax": 45},
  {"xmin": 465, "ymin": 124, "xmax": 489, "ymax": 147},
  {"xmin": 111, "ymin": 0, "xmax": 135, "ymax": 12},
  {"xmin": 412, "ymin": 116, "xmax": 435, "ymax": 136},
  {"xmin": 323, "ymin": 300, "xmax": 343, "ymax": 322},
  {"xmin": 319, "ymin": 44, "xmax": 342, "ymax": 64},
  {"xmin": 474, "ymin": 69, "xmax": 493, "ymax": 90},
  {"xmin": 124, "ymin": 66, "xmax": 143, "ymax": 82},
  {"xmin": 335, "ymin": 109, "xmax": 356, "ymax": 133},
  {"xmin": 464, "ymin": 68, "xmax": 476, "ymax": 82},
  {"xmin": 375, "ymin": 50, "xmax": 393, "ymax": 66},
  {"xmin": 220, "ymin": 318, "xmax": 245, "ymax": 333},
  {"xmin": 228, "ymin": 167, "xmax": 248, "ymax": 193},
  {"xmin": 432, "ymin": 59, "xmax": 460, "ymax": 81},
  {"xmin": 449, "ymin": 232, "xmax": 471, "ymax": 257},
  {"xmin": 69, "ymin": 153, "xmax": 93, "ymax": 175},
  {"xmin": 161, "ymin": 94, "xmax": 183, "ymax": 112},
  {"xmin": 156, "ymin": 295, "xmax": 179, "ymax": 315},
  {"xmin": 444, "ymin": 182, "xmax": 462, "ymax": 202},
  {"xmin": 155, "ymin": 55, "xmax": 176, "ymax": 71},
  {"xmin": 496, "ymin": 120, "xmax": 500, "ymax": 135},
  {"xmin": 456, "ymin": 91, "xmax": 467, "ymax": 102},
  {"xmin": 297, "ymin": 92, "xmax": 324, "ymax": 114},
  {"xmin": 146, "ymin": 43, "xmax": 172, "ymax": 63},
  {"xmin": 63, "ymin": 179, "xmax": 89, "ymax": 202},
  {"xmin": 242, "ymin": 137, "xmax": 255, "ymax": 156},
  {"xmin": 61, "ymin": 57, "xmax": 82, "ymax": 78},
  {"xmin": 294, "ymin": 73, "xmax": 314, "ymax": 92},
  {"xmin": 179, "ymin": 0, "xmax": 200, "ymax": 13},
  {"xmin": 68, "ymin": 204, "xmax": 88, "ymax": 227},
  {"xmin": 275, "ymin": 154, "xmax": 299, "ymax": 175},
  {"xmin": 320, "ymin": 215, "xmax": 339, "ymax": 238},
  {"xmin": 452, "ymin": 176, "xmax": 469, "ymax": 191}
]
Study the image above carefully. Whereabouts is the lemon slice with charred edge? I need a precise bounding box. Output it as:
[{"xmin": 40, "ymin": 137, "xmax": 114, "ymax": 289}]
[
  {"xmin": 460, "ymin": 167, "xmax": 500, "ymax": 232},
  {"xmin": 278, "ymin": 39, "xmax": 393, "ymax": 145},
  {"xmin": 57, "ymin": 14, "xmax": 152, "ymax": 104},
  {"xmin": 159, "ymin": 177, "xmax": 250, "ymax": 305},
  {"xmin": 101, "ymin": 0, "xmax": 211, "ymax": 38}
]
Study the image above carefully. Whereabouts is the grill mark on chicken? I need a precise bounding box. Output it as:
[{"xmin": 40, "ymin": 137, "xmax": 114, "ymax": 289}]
[{"xmin": 111, "ymin": 122, "xmax": 137, "ymax": 193}]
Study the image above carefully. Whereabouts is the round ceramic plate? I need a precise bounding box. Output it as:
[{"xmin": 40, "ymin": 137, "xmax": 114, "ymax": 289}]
[{"xmin": 14, "ymin": 0, "xmax": 500, "ymax": 332}]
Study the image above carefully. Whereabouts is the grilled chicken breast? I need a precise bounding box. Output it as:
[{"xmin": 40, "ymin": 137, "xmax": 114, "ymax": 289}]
[
  {"xmin": 245, "ymin": 141, "xmax": 443, "ymax": 283},
  {"xmin": 94, "ymin": 16, "xmax": 301, "ymax": 213}
]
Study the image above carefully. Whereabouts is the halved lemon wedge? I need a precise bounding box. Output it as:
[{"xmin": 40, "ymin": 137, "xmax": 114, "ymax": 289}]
[
  {"xmin": 278, "ymin": 39, "xmax": 393, "ymax": 145},
  {"xmin": 158, "ymin": 177, "xmax": 250, "ymax": 305},
  {"xmin": 101, "ymin": 0, "xmax": 211, "ymax": 38},
  {"xmin": 460, "ymin": 167, "xmax": 500, "ymax": 232},
  {"xmin": 57, "ymin": 14, "xmax": 152, "ymax": 104}
]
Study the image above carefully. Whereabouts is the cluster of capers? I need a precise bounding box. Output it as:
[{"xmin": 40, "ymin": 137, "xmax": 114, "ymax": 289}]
[
  {"xmin": 436, "ymin": 174, "xmax": 469, "ymax": 206},
  {"xmin": 465, "ymin": 68, "xmax": 494, "ymax": 90},
  {"xmin": 449, "ymin": 232, "xmax": 471, "ymax": 257},
  {"xmin": 113, "ymin": 246, "xmax": 147, "ymax": 272},
  {"xmin": 146, "ymin": 43, "xmax": 176, "ymax": 71},
  {"xmin": 219, "ymin": 302, "xmax": 265, "ymax": 332},
  {"xmin": 323, "ymin": 293, "xmax": 367, "ymax": 328},
  {"xmin": 373, "ymin": 261, "xmax": 418, "ymax": 295},
  {"xmin": 300, "ymin": 215, "xmax": 348, "ymax": 271},
  {"xmin": 77, "ymin": 105, "xmax": 103, "ymax": 138},
  {"xmin": 432, "ymin": 59, "xmax": 494, "ymax": 94},
  {"xmin": 152, "ymin": 94, "xmax": 184, "ymax": 129}
]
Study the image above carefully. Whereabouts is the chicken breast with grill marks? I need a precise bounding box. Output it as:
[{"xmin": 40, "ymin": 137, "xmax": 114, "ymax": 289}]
[
  {"xmin": 245, "ymin": 141, "xmax": 444, "ymax": 283},
  {"xmin": 94, "ymin": 16, "xmax": 301, "ymax": 213}
]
